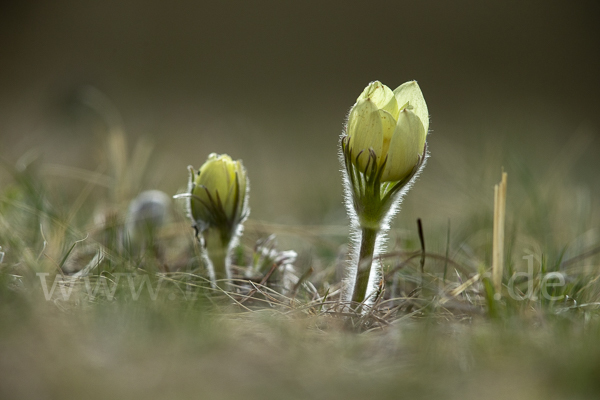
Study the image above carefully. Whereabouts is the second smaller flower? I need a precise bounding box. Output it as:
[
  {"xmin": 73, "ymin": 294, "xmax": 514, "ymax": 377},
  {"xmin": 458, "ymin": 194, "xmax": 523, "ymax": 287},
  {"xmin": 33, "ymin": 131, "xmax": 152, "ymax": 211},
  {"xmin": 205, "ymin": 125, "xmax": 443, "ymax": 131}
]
[{"xmin": 187, "ymin": 153, "xmax": 250, "ymax": 289}]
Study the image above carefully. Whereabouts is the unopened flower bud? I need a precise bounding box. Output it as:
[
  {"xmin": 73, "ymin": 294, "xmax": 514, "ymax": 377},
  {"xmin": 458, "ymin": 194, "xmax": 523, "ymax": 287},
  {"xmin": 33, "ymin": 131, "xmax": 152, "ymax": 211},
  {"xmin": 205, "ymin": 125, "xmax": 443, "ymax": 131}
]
[
  {"xmin": 182, "ymin": 153, "xmax": 250, "ymax": 287},
  {"xmin": 347, "ymin": 80, "xmax": 428, "ymax": 182},
  {"xmin": 188, "ymin": 153, "xmax": 249, "ymax": 234}
]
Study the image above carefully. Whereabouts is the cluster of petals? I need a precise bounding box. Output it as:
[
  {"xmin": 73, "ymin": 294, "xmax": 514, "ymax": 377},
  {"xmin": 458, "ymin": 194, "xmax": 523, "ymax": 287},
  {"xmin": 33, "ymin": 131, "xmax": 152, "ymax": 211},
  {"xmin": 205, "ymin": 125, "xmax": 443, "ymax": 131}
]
[
  {"xmin": 347, "ymin": 81, "xmax": 429, "ymax": 182},
  {"xmin": 190, "ymin": 153, "xmax": 248, "ymax": 228}
]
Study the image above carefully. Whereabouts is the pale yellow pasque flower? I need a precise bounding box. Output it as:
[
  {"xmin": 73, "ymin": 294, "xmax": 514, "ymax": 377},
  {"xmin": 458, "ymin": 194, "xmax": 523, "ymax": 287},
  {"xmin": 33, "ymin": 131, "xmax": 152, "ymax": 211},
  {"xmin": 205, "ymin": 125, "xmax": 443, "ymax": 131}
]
[
  {"xmin": 189, "ymin": 153, "xmax": 248, "ymax": 230},
  {"xmin": 347, "ymin": 81, "xmax": 429, "ymax": 182}
]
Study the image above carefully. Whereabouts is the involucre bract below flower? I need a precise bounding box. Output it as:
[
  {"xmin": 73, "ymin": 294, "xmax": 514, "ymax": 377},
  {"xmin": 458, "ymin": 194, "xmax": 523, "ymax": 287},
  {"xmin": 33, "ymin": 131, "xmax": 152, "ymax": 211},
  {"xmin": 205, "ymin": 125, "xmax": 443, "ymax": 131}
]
[{"xmin": 347, "ymin": 80, "xmax": 428, "ymax": 182}]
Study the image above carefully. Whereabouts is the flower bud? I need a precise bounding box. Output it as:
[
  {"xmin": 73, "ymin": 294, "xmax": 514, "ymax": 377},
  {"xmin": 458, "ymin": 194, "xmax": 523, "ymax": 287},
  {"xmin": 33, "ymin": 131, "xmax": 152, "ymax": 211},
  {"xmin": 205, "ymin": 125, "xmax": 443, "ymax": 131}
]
[
  {"xmin": 188, "ymin": 153, "xmax": 249, "ymax": 233},
  {"xmin": 346, "ymin": 80, "xmax": 428, "ymax": 182},
  {"xmin": 126, "ymin": 190, "xmax": 171, "ymax": 246}
]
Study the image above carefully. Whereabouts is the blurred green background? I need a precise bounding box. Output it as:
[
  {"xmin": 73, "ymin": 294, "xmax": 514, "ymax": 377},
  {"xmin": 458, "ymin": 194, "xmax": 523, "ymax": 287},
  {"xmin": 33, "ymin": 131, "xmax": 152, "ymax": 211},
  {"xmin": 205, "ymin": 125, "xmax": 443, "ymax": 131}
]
[{"xmin": 1, "ymin": 0, "xmax": 599, "ymax": 227}]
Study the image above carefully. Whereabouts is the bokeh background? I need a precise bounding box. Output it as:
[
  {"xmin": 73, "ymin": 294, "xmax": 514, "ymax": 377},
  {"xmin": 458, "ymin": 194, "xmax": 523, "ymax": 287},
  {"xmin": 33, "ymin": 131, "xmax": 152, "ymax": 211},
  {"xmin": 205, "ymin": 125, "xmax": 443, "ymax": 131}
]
[{"xmin": 1, "ymin": 0, "xmax": 599, "ymax": 229}]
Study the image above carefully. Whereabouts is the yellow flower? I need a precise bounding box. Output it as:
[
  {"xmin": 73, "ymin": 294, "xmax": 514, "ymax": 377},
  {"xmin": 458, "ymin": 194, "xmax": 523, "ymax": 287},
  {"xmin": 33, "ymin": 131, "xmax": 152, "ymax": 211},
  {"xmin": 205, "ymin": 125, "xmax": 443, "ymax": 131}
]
[
  {"xmin": 189, "ymin": 153, "xmax": 248, "ymax": 230},
  {"xmin": 347, "ymin": 80, "xmax": 428, "ymax": 182}
]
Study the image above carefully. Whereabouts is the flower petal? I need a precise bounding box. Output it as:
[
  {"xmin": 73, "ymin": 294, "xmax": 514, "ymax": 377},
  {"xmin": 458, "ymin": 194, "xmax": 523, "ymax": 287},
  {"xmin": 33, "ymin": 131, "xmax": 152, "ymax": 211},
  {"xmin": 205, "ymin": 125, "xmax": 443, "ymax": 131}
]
[
  {"xmin": 357, "ymin": 81, "xmax": 399, "ymax": 118},
  {"xmin": 393, "ymin": 81, "xmax": 429, "ymax": 135},
  {"xmin": 378, "ymin": 109, "xmax": 396, "ymax": 164},
  {"xmin": 234, "ymin": 160, "xmax": 248, "ymax": 219},
  {"xmin": 381, "ymin": 109, "xmax": 426, "ymax": 182},
  {"xmin": 347, "ymin": 98, "xmax": 384, "ymax": 173},
  {"xmin": 194, "ymin": 154, "xmax": 237, "ymax": 217}
]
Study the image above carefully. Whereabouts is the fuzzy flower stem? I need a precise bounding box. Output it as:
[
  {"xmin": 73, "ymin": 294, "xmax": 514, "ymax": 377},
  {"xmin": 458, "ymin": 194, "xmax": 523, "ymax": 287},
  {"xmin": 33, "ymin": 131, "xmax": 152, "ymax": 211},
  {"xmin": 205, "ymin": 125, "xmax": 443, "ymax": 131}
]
[
  {"xmin": 352, "ymin": 226, "xmax": 378, "ymax": 305},
  {"xmin": 202, "ymin": 226, "xmax": 233, "ymax": 290}
]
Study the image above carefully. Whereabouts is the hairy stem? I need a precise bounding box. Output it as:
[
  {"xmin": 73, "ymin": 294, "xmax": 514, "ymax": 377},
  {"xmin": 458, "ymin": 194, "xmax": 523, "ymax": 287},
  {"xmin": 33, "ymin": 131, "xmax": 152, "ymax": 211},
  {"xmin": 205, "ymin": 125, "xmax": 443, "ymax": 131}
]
[
  {"xmin": 352, "ymin": 226, "xmax": 379, "ymax": 306},
  {"xmin": 203, "ymin": 227, "xmax": 231, "ymax": 290}
]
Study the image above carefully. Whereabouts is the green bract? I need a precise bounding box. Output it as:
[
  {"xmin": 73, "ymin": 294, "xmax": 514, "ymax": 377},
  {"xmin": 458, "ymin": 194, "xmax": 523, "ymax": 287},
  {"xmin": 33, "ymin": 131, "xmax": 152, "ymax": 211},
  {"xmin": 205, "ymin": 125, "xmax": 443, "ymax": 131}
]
[
  {"xmin": 347, "ymin": 81, "xmax": 428, "ymax": 182},
  {"xmin": 189, "ymin": 153, "xmax": 248, "ymax": 233}
]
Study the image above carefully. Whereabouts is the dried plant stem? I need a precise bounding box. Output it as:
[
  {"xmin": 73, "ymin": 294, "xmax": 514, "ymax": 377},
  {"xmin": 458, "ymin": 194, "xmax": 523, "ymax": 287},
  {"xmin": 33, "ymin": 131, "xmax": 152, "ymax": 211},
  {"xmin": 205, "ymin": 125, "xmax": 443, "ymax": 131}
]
[{"xmin": 492, "ymin": 172, "xmax": 507, "ymax": 297}]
